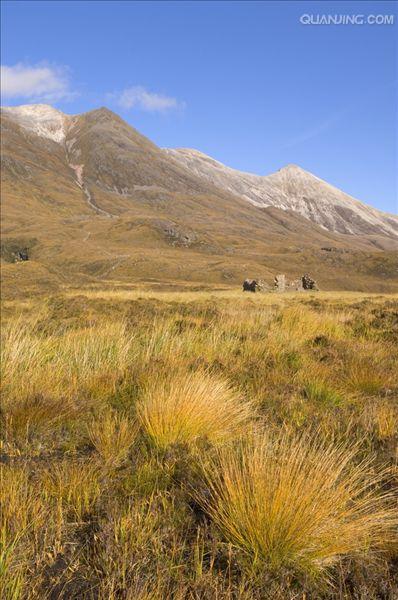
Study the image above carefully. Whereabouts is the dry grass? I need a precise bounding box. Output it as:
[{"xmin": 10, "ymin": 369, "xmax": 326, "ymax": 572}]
[
  {"xmin": 1, "ymin": 318, "xmax": 132, "ymax": 404},
  {"xmin": 1, "ymin": 464, "xmax": 57, "ymax": 598},
  {"xmin": 87, "ymin": 412, "xmax": 138, "ymax": 467},
  {"xmin": 302, "ymin": 378, "xmax": 343, "ymax": 407},
  {"xmin": 41, "ymin": 460, "xmax": 101, "ymax": 520},
  {"xmin": 363, "ymin": 401, "xmax": 398, "ymax": 440},
  {"xmin": 137, "ymin": 370, "xmax": 253, "ymax": 450},
  {"xmin": 1, "ymin": 465, "xmax": 48, "ymax": 537},
  {"xmin": 64, "ymin": 287, "xmax": 398, "ymax": 305},
  {"xmin": 1, "ymin": 291, "xmax": 397, "ymax": 598},
  {"xmin": 197, "ymin": 430, "xmax": 398, "ymax": 577}
]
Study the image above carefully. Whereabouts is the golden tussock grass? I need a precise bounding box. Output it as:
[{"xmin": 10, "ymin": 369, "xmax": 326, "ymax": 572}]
[
  {"xmin": 197, "ymin": 429, "xmax": 398, "ymax": 577},
  {"xmin": 137, "ymin": 370, "xmax": 254, "ymax": 450},
  {"xmin": 87, "ymin": 412, "xmax": 138, "ymax": 467}
]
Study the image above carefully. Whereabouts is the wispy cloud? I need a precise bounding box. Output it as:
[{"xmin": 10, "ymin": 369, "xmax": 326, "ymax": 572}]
[
  {"xmin": 110, "ymin": 86, "xmax": 185, "ymax": 113},
  {"xmin": 281, "ymin": 110, "xmax": 347, "ymax": 149},
  {"xmin": 0, "ymin": 62, "xmax": 75, "ymax": 102}
]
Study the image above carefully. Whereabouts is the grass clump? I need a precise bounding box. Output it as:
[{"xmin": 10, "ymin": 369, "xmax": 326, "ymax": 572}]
[
  {"xmin": 302, "ymin": 379, "xmax": 343, "ymax": 407},
  {"xmin": 137, "ymin": 370, "xmax": 253, "ymax": 450},
  {"xmin": 87, "ymin": 412, "xmax": 138, "ymax": 467},
  {"xmin": 41, "ymin": 460, "xmax": 101, "ymax": 520},
  {"xmin": 197, "ymin": 429, "xmax": 398, "ymax": 578}
]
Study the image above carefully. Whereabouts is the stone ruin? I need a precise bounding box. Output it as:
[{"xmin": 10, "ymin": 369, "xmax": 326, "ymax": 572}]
[
  {"xmin": 301, "ymin": 273, "xmax": 318, "ymax": 290},
  {"xmin": 13, "ymin": 248, "xmax": 29, "ymax": 262},
  {"xmin": 243, "ymin": 273, "xmax": 318, "ymax": 293},
  {"xmin": 289, "ymin": 278, "xmax": 304, "ymax": 291},
  {"xmin": 274, "ymin": 274, "xmax": 286, "ymax": 292},
  {"xmin": 242, "ymin": 279, "xmax": 271, "ymax": 292},
  {"xmin": 257, "ymin": 279, "xmax": 271, "ymax": 292},
  {"xmin": 243, "ymin": 279, "xmax": 258, "ymax": 292}
]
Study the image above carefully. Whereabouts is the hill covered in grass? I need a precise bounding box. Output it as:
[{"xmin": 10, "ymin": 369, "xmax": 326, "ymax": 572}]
[{"xmin": 2, "ymin": 104, "xmax": 398, "ymax": 295}]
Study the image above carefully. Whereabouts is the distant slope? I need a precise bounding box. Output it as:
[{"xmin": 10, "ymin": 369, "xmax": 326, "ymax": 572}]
[
  {"xmin": 1, "ymin": 104, "xmax": 398, "ymax": 295},
  {"xmin": 165, "ymin": 148, "xmax": 398, "ymax": 239}
]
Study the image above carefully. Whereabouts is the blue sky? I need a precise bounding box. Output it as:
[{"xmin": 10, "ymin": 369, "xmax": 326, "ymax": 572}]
[{"xmin": 1, "ymin": 0, "xmax": 397, "ymax": 213}]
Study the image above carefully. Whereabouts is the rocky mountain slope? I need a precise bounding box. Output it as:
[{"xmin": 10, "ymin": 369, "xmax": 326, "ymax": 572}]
[
  {"xmin": 1, "ymin": 104, "xmax": 397, "ymax": 295},
  {"xmin": 165, "ymin": 148, "xmax": 398, "ymax": 239}
]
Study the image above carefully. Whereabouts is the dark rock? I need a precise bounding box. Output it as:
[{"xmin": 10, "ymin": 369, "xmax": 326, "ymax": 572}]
[
  {"xmin": 243, "ymin": 279, "xmax": 258, "ymax": 292},
  {"xmin": 14, "ymin": 247, "xmax": 29, "ymax": 261},
  {"xmin": 302, "ymin": 273, "xmax": 318, "ymax": 290}
]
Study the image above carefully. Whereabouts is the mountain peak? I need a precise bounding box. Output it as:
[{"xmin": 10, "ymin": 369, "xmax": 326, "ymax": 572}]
[
  {"xmin": 1, "ymin": 103, "xmax": 69, "ymax": 143},
  {"xmin": 1, "ymin": 103, "xmax": 66, "ymax": 117},
  {"xmin": 281, "ymin": 163, "xmax": 300, "ymax": 169},
  {"xmin": 83, "ymin": 106, "xmax": 118, "ymax": 118},
  {"xmin": 168, "ymin": 148, "xmax": 398, "ymax": 238},
  {"xmin": 278, "ymin": 164, "xmax": 308, "ymax": 175},
  {"xmin": 78, "ymin": 106, "xmax": 133, "ymax": 131}
]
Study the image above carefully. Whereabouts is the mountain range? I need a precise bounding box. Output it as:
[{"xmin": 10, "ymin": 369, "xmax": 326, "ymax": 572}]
[
  {"xmin": 1, "ymin": 103, "xmax": 397, "ymax": 296},
  {"xmin": 165, "ymin": 148, "xmax": 398, "ymax": 238}
]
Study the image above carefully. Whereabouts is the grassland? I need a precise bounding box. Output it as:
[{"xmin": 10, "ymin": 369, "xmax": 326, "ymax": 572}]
[{"xmin": 1, "ymin": 288, "xmax": 397, "ymax": 599}]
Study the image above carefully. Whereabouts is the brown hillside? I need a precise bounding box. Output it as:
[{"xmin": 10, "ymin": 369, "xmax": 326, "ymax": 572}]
[{"xmin": 1, "ymin": 105, "xmax": 397, "ymax": 295}]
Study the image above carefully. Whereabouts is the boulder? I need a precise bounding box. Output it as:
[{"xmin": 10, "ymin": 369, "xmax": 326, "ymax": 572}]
[
  {"xmin": 243, "ymin": 279, "xmax": 258, "ymax": 292},
  {"xmin": 302, "ymin": 273, "xmax": 318, "ymax": 290}
]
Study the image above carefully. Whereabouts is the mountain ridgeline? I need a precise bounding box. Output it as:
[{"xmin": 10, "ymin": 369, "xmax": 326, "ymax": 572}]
[{"xmin": 1, "ymin": 104, "xmax": 397, "ymax": 295}]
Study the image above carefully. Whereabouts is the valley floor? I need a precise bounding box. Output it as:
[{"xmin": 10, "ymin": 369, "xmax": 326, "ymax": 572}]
[{"xmin": 1, "ymin": 288, "xmax": 398, "ymax": 599}]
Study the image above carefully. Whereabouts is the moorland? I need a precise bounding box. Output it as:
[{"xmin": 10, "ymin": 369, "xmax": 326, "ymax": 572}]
[{"xmin": 1, "ymin": 286, "xmax": 397, "ymax": 599}]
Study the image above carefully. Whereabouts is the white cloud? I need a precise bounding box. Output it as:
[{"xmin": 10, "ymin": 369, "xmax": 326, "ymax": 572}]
[
  {"xmin": 113, "ymin": 86, "xmax": 185, "ymax": 112},
  {"xmin": 1, "ymin": 63, "xmax": 75, "ymax": 102}
]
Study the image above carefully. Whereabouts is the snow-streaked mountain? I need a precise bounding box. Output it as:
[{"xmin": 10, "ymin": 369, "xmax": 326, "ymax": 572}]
[
  {"xmin": 1, "ymin": 104, "xmax": 71, "ymax": 143},
  {"xmin": 1, "ymin": 103, "xmax": 397, "ymax": 241},
  {"xmin": 165, "ymin": 148, "xmax": 398, "ymax": 238},
  {"xmin": 2, "ymin": 103, "xmax": 398, "ymax": 293}
]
